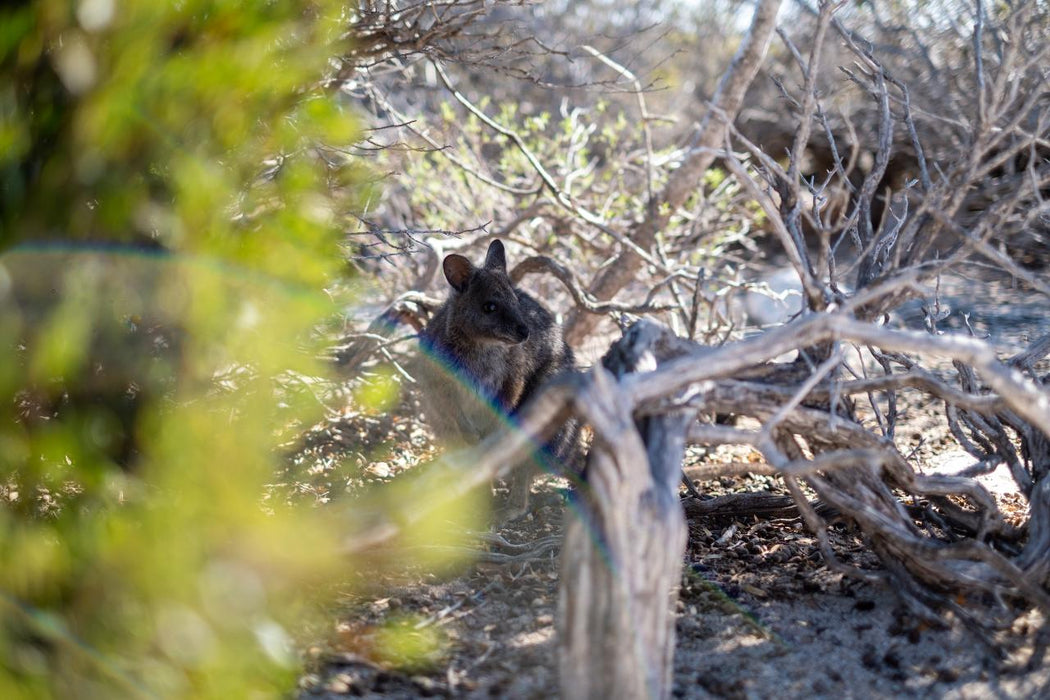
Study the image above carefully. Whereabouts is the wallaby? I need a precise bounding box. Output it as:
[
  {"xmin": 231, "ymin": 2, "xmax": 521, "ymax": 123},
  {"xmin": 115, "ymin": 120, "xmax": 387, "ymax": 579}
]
[{"xmin": 417, "ymin": 239, "xmax": 580, "ymax": 519}]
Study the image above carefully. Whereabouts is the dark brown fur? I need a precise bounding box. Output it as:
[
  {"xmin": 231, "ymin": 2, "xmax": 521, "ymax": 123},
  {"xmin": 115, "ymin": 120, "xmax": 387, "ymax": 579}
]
[{"xmin": 417, "ymin": 240, "xmax": 580, "ymax": 517}]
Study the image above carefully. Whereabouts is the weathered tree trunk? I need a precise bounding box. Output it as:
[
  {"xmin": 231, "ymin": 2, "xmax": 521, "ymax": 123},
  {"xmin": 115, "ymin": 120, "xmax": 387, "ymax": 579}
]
[{"xmin": 558, "ymin": 321, "xmax": 691, "ymax": 700}]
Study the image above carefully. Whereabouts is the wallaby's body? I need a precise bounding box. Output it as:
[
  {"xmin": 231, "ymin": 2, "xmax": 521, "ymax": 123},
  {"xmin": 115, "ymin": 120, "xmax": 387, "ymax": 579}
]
[{"xmin": 418, "ymin": 240, "xmax": 579, "ymax": 517}]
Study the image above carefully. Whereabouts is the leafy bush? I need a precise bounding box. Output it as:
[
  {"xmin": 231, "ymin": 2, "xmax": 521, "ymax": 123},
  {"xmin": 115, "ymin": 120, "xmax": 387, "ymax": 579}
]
[{"xmin": 0, "ymin": 2, "xmax": 404, "ymax": 697}]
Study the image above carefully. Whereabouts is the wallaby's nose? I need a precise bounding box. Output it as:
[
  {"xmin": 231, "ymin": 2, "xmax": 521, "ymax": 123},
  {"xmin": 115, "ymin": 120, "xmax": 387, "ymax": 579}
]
[{"xmin": 515, "ymin": 324, "xmax": 530, "ymax": 343}]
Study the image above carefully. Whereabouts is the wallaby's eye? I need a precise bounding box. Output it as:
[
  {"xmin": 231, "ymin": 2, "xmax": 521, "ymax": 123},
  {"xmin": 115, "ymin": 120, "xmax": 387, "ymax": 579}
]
[{"xmin": 483, "ymin": 302, "xmax": 497, "ymax": 313}]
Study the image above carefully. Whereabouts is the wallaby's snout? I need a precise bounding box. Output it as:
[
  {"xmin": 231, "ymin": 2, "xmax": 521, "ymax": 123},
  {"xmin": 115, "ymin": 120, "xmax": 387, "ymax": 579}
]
[
  {"xmin": 480, "ymin": 303, "xmax": 530, "ymax": 346},
  {"xmin": 494, "ymin": 315, "xmax": 529, "ymax": 345}
]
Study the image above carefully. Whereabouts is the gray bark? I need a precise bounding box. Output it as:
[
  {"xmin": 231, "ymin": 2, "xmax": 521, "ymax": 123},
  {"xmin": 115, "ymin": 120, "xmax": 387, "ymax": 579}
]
[{"xmin": 558, "ymin": 321, "xmax": 691, "ymax": 700}]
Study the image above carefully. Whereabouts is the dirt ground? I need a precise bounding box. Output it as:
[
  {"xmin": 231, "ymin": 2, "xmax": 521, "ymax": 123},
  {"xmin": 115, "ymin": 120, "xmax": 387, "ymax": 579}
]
[
  {"xmin": 295, "ymin": 418, "xmax": 1048, "ymax": 698},
  {"xmin": 295, "ymin": 480, "xmax": 1048, "ymax": 698},
  {"xmin": 296, "ymin": 271, "xmax": 1049, "ymax": 699}
]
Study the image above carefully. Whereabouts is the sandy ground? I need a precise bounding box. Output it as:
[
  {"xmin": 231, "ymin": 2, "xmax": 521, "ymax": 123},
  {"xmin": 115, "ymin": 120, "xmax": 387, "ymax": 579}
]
[{"xmin": 298, "ymin": 461, "xmax": 1048, "ymax": 699}]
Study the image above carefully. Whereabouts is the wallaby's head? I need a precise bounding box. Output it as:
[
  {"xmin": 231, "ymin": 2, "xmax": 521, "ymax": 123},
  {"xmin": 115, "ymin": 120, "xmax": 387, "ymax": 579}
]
[{"xmin": 442, "ymin": 240, "xmax": 530, "ymax": 345}]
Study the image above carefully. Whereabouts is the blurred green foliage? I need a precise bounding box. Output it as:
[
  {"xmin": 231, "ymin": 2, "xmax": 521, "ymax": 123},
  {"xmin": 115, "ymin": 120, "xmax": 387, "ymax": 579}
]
[{"xmin": 0, "ymin": 1, "xmax": 461, "ymax": 697}]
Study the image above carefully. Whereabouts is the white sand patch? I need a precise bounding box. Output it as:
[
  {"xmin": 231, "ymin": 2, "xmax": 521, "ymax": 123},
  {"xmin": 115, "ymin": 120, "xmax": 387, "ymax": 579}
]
[{"xmin": 922, "ymin": 448, "xmax": 1020, "ymax": 497}]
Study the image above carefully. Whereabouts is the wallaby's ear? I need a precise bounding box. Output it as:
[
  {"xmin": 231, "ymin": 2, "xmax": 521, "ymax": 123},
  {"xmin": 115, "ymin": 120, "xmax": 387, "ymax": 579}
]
[
  {"xmin": 483, "ymin": 239, "xmax": 507, "ymax": 271},
  {"xmin": 443, "ymin": 254, "xmax": 473, "ymax": 292}
]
